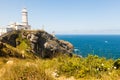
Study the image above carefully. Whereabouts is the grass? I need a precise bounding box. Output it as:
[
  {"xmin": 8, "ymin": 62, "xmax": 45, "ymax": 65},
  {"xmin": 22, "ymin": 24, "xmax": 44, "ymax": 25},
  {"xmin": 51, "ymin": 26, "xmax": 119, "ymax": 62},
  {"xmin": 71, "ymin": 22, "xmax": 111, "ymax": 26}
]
[
  {"xmin": 0, "ymin": 54, "xmax": 120, "ymax": 80},
  {"xmin": 0, "ymin": 58, "xmax": 54, "ymax": 80},
  {"xmin": 0, "ymin": 43, "xmax": 36, "ymax": 59}
]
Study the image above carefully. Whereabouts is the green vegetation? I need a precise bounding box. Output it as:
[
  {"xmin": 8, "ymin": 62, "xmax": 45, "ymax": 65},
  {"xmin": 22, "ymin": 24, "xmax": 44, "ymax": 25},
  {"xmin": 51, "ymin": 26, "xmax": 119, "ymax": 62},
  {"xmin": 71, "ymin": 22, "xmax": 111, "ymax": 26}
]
[
  {"xmin": 0, "ymin": 43, "xmax": 35, "ymax": 59},
  {"xmin": 0, "ymin": 54, "xmax": 120, "ymax": 80},
  {"xmin": 57, "ymin": 55, "xmax": 120, "ymax": 79},
  {"xmin": 16, "ymin": 31, "xmax": 31, "ymax": 51}
]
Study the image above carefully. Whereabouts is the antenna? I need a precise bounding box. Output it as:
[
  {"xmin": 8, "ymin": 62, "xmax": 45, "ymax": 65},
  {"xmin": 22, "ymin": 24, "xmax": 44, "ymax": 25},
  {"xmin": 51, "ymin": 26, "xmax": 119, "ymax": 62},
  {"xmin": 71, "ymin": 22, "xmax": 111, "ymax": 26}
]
[
  {"xmin": 42, "ymin": 25, "xmax": 45, "ymax": 31},
  {"xmin": 52, "ymin": 31, "xmax": 55, "ymax": 37}
]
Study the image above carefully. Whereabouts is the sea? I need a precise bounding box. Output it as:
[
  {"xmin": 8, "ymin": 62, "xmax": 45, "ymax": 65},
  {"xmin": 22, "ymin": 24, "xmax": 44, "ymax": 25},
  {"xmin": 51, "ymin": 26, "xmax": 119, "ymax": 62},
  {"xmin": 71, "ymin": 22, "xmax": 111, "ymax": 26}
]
[{"xmin": 56, "ymin": 35, "xmax": 120, "ymax": 59}]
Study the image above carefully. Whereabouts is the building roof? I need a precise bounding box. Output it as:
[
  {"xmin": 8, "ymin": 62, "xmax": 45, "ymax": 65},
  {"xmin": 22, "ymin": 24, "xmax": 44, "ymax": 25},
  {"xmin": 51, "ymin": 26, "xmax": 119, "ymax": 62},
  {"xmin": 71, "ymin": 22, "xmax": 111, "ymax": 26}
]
[{"xmin": 22, "ymin": 8, "xmax": 27, "ymax": 12}]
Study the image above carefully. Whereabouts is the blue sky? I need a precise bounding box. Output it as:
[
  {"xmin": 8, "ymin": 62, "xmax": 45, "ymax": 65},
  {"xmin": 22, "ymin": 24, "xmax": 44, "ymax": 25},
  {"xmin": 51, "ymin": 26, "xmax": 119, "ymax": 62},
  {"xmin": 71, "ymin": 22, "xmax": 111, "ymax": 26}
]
[{"xmin": 0, "ymin": 0, "xmax": 120, "ymax": 34}]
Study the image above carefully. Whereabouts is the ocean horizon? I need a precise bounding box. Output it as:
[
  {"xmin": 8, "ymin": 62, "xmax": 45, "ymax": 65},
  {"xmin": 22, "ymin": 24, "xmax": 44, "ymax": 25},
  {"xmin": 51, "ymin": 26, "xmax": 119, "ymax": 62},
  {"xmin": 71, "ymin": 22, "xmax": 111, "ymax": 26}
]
[{"xmin": 56, "ymin": 35, "xmax": 120, "ymax": 59}]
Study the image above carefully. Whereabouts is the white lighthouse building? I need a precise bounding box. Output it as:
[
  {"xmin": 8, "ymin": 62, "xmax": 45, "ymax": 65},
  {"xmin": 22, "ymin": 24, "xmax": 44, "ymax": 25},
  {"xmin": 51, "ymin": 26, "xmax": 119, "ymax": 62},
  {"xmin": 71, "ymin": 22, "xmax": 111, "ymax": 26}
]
[
  {"xmin": 22, "ymin": 8, "xmax": 28, "ymax": 26},
  {"xmin": 0, "ymin": 8, "xmax": 31, "ymax": 36},
  {"xmin": 21, "ymin": 8, "xmax": 31, "ymax": 29}
]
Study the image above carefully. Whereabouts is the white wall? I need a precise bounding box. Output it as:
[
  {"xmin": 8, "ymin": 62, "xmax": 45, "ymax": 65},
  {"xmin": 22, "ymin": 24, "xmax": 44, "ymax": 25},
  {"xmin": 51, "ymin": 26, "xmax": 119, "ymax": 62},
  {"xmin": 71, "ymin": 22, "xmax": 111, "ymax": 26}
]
[{"xmin": 0, "ymin": 28, "xmax": 7, "ymax": 36}]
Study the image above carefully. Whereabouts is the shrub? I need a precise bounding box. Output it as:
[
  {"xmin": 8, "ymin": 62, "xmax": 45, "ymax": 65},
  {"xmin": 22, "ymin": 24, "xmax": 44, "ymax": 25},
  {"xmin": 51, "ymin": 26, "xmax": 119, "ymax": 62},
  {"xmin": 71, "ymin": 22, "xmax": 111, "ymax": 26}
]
[
  {"xmin": 114, "ymin": 59, "xmax": 120, "ymax": 69},
  {"xmin": 57, "ymin": 54, "xmax": 114, "ymax": 79}
]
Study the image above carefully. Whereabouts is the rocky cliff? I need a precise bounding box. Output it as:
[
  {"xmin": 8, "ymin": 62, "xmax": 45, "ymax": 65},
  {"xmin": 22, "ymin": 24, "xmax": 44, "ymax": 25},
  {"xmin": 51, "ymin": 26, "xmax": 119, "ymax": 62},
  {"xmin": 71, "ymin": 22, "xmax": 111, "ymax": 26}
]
[{"xmin": 0, "ymin": 30, "xmax": 74, "ymax": 58}]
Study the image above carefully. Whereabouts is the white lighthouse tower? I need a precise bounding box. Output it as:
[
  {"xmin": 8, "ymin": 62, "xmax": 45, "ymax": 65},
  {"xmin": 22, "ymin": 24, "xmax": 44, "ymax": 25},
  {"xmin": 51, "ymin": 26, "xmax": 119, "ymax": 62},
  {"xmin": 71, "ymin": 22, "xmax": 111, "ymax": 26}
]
[
  {"xmin": 22, "ymin": 8, "xmax": 28, "ymax": 25},
  {"xmin": 21, "ymin": 8, "xmax": 31, "ymax": 29}
]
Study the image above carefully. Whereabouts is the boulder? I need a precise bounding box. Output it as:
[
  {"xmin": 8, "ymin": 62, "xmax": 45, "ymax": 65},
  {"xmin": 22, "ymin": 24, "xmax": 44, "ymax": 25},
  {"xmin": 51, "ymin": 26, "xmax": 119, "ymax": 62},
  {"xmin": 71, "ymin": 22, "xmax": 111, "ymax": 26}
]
[
  {"xmin": 59, "ymin": 40, "xmax": 74, "ymax": 53},
  {"xmin": 0, "ymin": 31, "xmax": 18, "ymax": 47}
]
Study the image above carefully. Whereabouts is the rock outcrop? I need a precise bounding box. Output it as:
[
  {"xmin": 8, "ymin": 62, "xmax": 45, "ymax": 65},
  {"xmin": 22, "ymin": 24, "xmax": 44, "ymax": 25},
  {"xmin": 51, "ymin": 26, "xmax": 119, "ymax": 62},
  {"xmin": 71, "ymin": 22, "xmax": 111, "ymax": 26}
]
[
  {"xmin": 0, "ymin": 42, "xmax": 24, "ymax": 58},
  {"xmin": 0, "ymin": 30, "xmax": 74, "ymax": 58}
]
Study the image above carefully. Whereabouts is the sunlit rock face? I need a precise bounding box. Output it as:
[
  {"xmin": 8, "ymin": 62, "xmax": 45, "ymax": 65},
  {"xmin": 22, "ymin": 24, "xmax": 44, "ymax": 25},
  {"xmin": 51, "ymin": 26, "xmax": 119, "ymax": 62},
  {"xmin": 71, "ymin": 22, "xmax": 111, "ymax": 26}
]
[{"xmin": 0, "ymin": 30, "xmax": 74, "ymax": 58}]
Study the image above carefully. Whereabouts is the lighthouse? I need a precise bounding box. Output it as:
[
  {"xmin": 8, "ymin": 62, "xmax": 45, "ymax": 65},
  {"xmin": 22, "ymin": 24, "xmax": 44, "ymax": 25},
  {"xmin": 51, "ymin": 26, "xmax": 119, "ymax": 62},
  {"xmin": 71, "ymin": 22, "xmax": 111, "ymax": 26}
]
[
  {"xmin": 21, "ymin": 8, "xmax": 31, "ymax": 29},
  {"xmin": 0, "ymin": 8, "xmax": 31, "ymax": 36},
  {"xmin": 22, "ymin": 8, "xmax": 28, "ymax": 25}
]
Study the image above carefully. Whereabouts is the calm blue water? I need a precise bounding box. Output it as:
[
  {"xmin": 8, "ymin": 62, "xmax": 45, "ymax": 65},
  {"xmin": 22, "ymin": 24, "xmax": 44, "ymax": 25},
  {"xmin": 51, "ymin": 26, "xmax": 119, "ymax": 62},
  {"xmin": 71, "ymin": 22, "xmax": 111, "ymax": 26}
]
[{"xmin": 56, "ymin": 35, "xmax": 120, "ymax": 59}]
